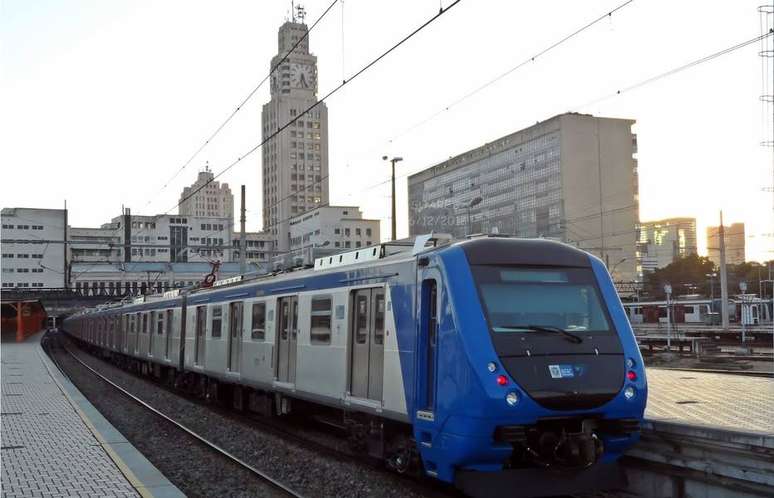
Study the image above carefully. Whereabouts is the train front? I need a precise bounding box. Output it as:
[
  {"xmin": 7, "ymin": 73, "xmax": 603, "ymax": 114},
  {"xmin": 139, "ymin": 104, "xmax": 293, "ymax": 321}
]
[{"xmin": 416, "ymin": 237, "xmax": 646, "ymax": 497}]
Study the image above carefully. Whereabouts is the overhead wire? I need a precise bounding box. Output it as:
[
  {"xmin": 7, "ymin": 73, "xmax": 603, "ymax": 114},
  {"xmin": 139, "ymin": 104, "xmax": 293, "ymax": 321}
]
[
  {"xmin": 141, "ymin": 0, "xmax": 340, "ymax": 211},
  {"xmin": 166, "ymin": 0, "xmax": 464, "ymax": 218}
]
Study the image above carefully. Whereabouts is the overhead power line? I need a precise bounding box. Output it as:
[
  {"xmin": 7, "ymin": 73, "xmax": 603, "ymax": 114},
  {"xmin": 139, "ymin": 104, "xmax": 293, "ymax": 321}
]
[
  {"xmin": 142, "ymin": 0, "xmax": 340, "ymax": 211},
  {"xmin": 575, "ymin": 29, "xmax": 774, "ymax": 110},
  {"xmin": 167, "ymin": 0, "xmax": 464, "ymax": 217}
]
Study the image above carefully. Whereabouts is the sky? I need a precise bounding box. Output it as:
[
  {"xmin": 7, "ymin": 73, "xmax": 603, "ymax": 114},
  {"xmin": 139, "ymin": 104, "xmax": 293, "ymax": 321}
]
[{"xmin": 1, "ymin": 0, "xmax": 773, "ymax": 262}]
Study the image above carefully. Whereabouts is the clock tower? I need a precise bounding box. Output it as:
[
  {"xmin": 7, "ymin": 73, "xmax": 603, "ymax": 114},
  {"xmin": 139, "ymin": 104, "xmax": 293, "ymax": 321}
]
[{"xmin": 262, "ymin": 13, "xmax": 329, "ymax": 252}]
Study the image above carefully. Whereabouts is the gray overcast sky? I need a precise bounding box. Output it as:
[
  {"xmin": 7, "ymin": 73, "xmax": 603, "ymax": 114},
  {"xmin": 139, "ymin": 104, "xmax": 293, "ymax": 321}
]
[{"xmin": 1, "ymin": 0, "xmax": 772, "ymax": 262}]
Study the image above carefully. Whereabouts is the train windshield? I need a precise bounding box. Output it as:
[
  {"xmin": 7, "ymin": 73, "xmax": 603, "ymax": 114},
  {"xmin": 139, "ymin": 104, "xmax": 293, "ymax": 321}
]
[{"xmin": 471, "ymin": 266, "xmax": 612, "ymax": 334}]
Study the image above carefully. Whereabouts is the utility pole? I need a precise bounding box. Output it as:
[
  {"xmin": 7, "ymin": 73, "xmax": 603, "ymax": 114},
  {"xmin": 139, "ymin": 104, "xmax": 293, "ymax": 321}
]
[
  {"xmin": 719, "ymin": 211, "xmax": 730, "ymax": 329},
  {"xmin": 63, "ymin": 200, "xmax": 69, "ymax": 289},
  {"xmin": 383, "ymin": 156, "xmax": 403, "ymax": 241},
  {"xmin": 240, "ymin": 185, "xmax": 246, "ymax": 275},
  {"xmin": 124, "ymin": 207, "xmax": 132, "ymax": 263}
]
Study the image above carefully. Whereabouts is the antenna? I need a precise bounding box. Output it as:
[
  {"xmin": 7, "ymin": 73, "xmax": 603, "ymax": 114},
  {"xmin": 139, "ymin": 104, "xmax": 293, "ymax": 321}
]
[{"xmin": 296, "ymin": 4, "xmax": 306, "ymax": 24}]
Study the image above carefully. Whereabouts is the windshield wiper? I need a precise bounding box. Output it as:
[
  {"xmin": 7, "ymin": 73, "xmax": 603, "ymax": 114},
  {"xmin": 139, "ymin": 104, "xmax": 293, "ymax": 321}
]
[{"xmin": 498, "ymin": 324, "xmax": 583, "ymax": 344}]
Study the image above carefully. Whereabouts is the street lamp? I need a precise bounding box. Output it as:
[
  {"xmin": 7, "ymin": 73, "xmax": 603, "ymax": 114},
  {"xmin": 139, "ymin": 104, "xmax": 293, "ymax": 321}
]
[
  {"xmin": 382, "ymin": 156, "xmax": 403, "ymax": 241},
  {"xmin": 466, "ymin": 196, "xmax": 483, "ymax": 236},
  {"xmin": 739, "ymin": 281, "xmax": 748, "ymax": 344},
  {"xmin": 610, "ymin": 257, "xmax": 627, "ymax": 277},
  {"xmin": 663, "ymin": 283, "xmax": 673, "ymax": 350},
  {"xmin": 705, "ymin": 272, "xmax": 717, "ymax": 302}
]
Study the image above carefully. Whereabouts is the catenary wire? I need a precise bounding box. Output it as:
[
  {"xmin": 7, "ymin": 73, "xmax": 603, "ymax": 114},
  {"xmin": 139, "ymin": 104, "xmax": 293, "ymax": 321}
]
[
  {"xmin": 141, "ymin": 0, "xmax": 340, "ymax": 211},
  {"xmin": 165, "ymin": 0, "xmax": 464, "ymax": 217}
]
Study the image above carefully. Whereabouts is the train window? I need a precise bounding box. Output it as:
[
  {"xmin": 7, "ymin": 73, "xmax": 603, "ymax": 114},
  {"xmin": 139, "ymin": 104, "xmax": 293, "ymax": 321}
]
[
  {"xmin": 165, "ymin": 310, "xmax": 173, "ymax": 338},
  {"xmin": 310, "ymin": 296, "xmax": 332, "ymax": 345},
  {"xmin": 156, "ymin": 312, "xmax": 164, "ymax": 335},
  {"xmin": 472, "ymin": 266, "xmax": 612, "ymax": 334},
  {"xmin": 355, "ymin": 295, "xmax": 368, "ymax": 344},
  {"xmin": 251, "ymin": 303, "xmax": 266, "ymax": 340},
  {"xmin": 142, "ymin": 313, "xmax": 148, "ymax": 334},
  {"xmin": 684, "ymin": 305, "xmax": 695, "ymax": 314},
  {"xmin": 374, "ymin": 294, "xmax": 385, "ymax": 345},
  {"xmin": 211, "ymin": 305, "xmax": 223, "ymax": 338}
]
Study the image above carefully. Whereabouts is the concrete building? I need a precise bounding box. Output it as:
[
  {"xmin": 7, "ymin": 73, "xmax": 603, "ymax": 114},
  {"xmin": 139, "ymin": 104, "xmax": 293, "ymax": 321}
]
[
  {"xmin": 231, "ymin": 231, "xmax": 274, "ymax": 268},
  {"xmin": 71, "ymin": 261, "xmax": 255, "ymax": 297},
  {"xmin": 637, "ymin": 217, "xmax": 697, "ymax": 273},
  {"xmin": 69, "ymin": 226, "xmax": 122, "ymax": 263},
  {"xmin": 408, "ymin": 113, "xmax": 639, "ymax": 281},
  {"xmin": 108, "ymin": 212, "xmax": 234, "ymax": 263},
  {"xmin": 262, "ymin": 15, "xmax": 329, "ymax": 252},
  {"xmin": 1, "ymin": 207, "xmax": 67, "ymax": 289},
  {"xmin": 178, "ymin": 164, "xmax": 234, "ymax": 219},
  {"xmin": 288, "ymin": 206, "xmax": 380, "ymax": 263},
  {"xmin": 707, "ymin": 222, "xmax": 746, "ymax": 266}
]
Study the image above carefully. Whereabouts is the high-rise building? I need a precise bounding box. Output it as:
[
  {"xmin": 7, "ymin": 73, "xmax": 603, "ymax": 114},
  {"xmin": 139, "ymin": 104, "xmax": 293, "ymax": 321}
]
[
  {"xmin": 288, "ymin": 205, "xmax": 380, "ymax": 258},
  {"xmin": 261, "ymin": 15, "xmax": 329, "ymax": 252},
  {"xmin": 707, "ymin": 222, "xmax": 745, "ymax": 266},
  {"xmin": 637, "ymin": 217, "xmax": 697, "ymax": 273},
  {"xmin": 178, "ymin": 164, "xmax": 234, "ymax": 219},
  {"xmin": 408, "ymin": 113, "xmax": 639, "ymax": 281}
]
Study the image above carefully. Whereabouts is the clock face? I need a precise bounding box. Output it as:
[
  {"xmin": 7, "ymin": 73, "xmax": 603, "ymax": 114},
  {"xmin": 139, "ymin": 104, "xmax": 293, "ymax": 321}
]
[{"xmin": 290, "ymin": 63, "xmax": 316, "ymax": 90}]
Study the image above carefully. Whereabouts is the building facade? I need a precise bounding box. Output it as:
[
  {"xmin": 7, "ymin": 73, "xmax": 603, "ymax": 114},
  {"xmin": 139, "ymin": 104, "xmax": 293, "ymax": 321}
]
[
  {"xmin": 637, "ymin": 217, "xmax": 697, "ymax": 273},
  {"xmin": 69, "ymin": 226, "xmax": 122, "ymax": 263},
  {"xmin": 408, "ymin": 113, "xmax": 639, "ymax": 281},
  {"xmin": 288, "ymin": 206, "xmax": 380, "ymax": 263},
  {"xmin": 178, "ymin": 164, "xmax": 234, "ymax": 219},
  {"xmin": 707, "ymin": 222, "xmax": 745, "ymax": 266},
  {"xmin": 1, "ymin": 207, "xmax": 67, "ymax": 289},
  {"xmin": 104, "ymin": 213, "xmax": 233, "ymax": 264},
  {"xmin": 262, "ymin": 17, "xmax": 329, "ymax": 252},
  {"xmin": 231, "ymin": 231, "xmax": 275, "ymax": 268}
]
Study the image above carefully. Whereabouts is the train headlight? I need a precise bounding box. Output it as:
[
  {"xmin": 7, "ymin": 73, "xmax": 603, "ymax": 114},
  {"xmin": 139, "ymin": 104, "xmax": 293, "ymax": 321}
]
[
  {"xmin": 506, "ymin": 392, "xmax": 520, "ymax": 407},
  {"xmin": 626, "ymin": 357, "xmax": 636, "ymax": 369},
  {"xmin": 487, "ymin": 362, "xmax": 497, "ymax": 373},
  {"xmin": 624, "ymin": 386, "xmax": 636, "ymax": 400}
]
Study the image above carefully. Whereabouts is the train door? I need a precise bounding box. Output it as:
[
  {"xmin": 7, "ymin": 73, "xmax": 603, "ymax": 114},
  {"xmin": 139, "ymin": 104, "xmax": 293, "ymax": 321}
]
[
  {"xmin": 194, "ymin": 306, "xmax": 206, "ymax": 365},
  {"xmin": 227, "ymin": 302, "xmax": 243, "ymax": 372},
  {"xmin": 349, "ymin": 288, "xmax": 386, "ymax": 400},
  {"xmin": 276, "ymin": 296, "xmax": 298, "ymax": 383}
]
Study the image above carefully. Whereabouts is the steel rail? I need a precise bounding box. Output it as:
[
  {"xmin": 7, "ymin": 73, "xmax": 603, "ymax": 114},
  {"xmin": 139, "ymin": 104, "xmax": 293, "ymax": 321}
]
[{"xmin": 50, "ymin": 342, "xmax": 307, "ymax": 498}]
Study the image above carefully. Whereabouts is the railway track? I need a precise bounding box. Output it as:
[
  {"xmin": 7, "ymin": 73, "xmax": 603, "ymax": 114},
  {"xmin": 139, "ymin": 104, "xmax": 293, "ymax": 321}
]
[
  {"xmin": 56, "ymin": 336, "xmax": 459, "ymax": 498},
  {"xmin": 47, "ymin": 340, "xmax": 307, "ymax": 498}
]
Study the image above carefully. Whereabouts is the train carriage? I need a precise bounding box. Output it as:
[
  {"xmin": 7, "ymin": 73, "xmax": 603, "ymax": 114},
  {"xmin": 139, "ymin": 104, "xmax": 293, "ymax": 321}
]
[{"xmin": 64, "ymin": 236, "xmax": 646, "ymax": 497}]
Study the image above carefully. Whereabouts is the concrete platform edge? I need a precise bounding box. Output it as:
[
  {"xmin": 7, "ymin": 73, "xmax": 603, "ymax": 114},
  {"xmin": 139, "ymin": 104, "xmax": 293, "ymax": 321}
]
[{"xmin": 37, "ymin": 341, "xmax": 185, "ymax": 498}]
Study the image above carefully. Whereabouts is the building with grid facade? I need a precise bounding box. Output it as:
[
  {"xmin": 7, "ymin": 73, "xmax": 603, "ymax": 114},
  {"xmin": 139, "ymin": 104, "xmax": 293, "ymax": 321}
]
[
  {"xmin": 637, "ymin": 217, "xmax": 697, "ymax": 273},
  {"xmin": 707, "ymin": 222, "xmax": 746, "ymax": 266},
  {"xmin": 408, "ymin": 113, "xmax": 639, "ymax": 281},
  {"xmin": 262, "ymin": 18, "xmax": 329, "ymax": 252},
  {"xmin": 178, "ymin": 165, "xmax": 234, "ymax": 219}
]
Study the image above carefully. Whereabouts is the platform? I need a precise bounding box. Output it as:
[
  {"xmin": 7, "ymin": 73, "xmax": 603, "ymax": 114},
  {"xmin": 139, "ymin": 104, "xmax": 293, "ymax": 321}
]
[
  {"xmin": 1, "ymin": 332, "xmax": 183, "ymax": 498},
  {"xmin": 645, "ymin": 367, "xmax": 774, "ymax": 434}
]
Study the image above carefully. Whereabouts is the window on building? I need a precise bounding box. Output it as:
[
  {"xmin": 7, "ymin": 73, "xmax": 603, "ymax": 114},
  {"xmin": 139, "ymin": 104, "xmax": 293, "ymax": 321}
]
[
  {"xmin": 355, "ymin": 228, "xmax": 361, "ymax": 236},
  {"xmin": 344, "ymin": 228, "xmax": 350, "ymax": 236},
  {"xmin": 310, "ymin": 296, "xmax": 332, "ymax": 345},
  {"xmin": 251, "ymin": 302, "xmax": 266, "ymax": 340}
]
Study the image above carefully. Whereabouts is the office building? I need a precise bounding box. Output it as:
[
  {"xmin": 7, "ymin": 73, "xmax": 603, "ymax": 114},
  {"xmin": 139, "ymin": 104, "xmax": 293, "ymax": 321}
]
[
  {"xmin": 288, "ymin": 206, "xmax": 380, "ymax": 263},
  {"xmin": 707, "ymin": 222, "xmax": 746, "ymax": 266},
  {"xmin": 178, "ymin": 164, "xmax": 234, "ymax": 219},
  {"xmin": 637, "ymin": 217, "xmax": 698, "ymax": 273},
  {"xmin": 408, "ymin": 113, "xmax": 639, "ymax": 281},
  {"xmin": 261, "ymin": 14, "xmax": 329, "ymax": 252},
  {"xmin": 231, "ymin": 232, "xmax": 274, "ymax": 268},
  {"xmin": 1, "ymin": 207, "xmax": 67, "ymax": 289}
]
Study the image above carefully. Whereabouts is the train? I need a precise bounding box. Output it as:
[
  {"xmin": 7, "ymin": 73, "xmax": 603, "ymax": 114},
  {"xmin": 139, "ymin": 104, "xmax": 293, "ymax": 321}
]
[
  {"xmin": 63, "ymin": 235, "xmax": 647, "ymax": 497},
  {"xmin": 623, "ymin": 297, "xmax": 772, "ymax": 325}
]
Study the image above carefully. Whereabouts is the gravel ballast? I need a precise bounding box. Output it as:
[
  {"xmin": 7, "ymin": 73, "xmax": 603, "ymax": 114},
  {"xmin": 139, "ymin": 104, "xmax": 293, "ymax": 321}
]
[{"xmin": 48, "ymin": 336, "xmax": 448, "ymax": 498}]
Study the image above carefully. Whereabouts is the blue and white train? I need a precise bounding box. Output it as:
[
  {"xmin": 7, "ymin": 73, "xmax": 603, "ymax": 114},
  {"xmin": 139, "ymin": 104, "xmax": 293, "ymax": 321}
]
[{"xmin": 64, "ymin": 236, "xmax": 647, "ymax": 497}]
